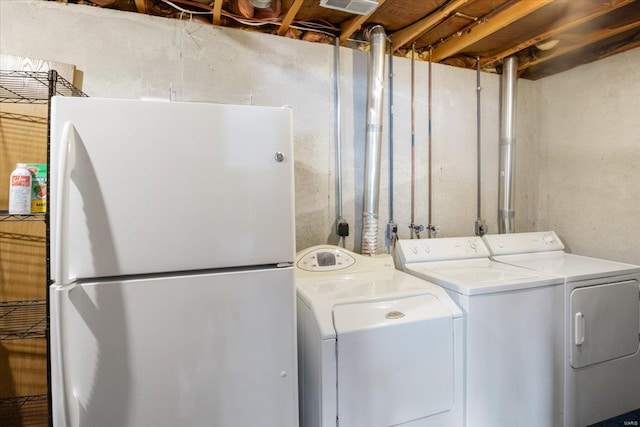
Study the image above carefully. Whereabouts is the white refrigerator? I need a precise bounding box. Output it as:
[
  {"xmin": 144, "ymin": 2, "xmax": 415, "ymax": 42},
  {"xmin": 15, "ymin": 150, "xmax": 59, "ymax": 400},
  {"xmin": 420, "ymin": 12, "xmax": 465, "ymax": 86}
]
[{"xmin": 49, "ymin": 97, "xmax": 298, "ymax": 427}]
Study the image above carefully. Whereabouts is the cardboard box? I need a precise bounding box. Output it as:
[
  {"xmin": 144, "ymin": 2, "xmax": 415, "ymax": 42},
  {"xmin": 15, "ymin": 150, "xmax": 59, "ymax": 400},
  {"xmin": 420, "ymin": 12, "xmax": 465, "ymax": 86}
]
[{"xmin": 26, "ymin": 163, "xmax": 47, "ymax": 213}]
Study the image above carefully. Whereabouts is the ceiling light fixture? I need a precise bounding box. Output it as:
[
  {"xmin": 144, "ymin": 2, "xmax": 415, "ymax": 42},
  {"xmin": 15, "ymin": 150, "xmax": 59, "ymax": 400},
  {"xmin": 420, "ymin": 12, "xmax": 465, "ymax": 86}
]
[{"xmin": 535, "ymin": 39, "xmax": 559, "ymax": 51}]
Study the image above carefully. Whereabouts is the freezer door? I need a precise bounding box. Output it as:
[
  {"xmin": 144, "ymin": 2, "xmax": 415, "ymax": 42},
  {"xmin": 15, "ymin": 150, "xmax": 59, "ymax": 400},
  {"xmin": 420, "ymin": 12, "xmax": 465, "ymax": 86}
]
[
  {"xmin": 50, "ymin": 267, "xmax": 298, "ymax": 427},
  {"xmin": 50, "ymin": 97, "xmax": 295, "ymax": 281}
]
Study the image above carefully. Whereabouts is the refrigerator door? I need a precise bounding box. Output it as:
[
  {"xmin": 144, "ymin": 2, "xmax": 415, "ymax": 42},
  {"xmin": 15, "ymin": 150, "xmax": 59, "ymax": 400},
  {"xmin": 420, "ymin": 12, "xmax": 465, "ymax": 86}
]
[
  {"xmin": 50, "ymin": 267, "xmax": 298, "ymax": 427},
  {"xmin": 50, "ymin": 97, "xmax": 295, "ymax": 282}
]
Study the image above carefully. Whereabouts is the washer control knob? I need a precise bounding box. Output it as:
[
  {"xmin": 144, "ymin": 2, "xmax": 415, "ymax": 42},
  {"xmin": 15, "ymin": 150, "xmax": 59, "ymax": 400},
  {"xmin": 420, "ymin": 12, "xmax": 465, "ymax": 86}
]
[{"xmin": 385, "ymin": 311, "xmax": 405, "ymax": 320}]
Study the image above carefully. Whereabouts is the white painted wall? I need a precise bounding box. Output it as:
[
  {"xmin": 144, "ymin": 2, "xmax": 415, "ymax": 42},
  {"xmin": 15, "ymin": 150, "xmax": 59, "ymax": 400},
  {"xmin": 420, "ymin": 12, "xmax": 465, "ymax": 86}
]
[
  {"xmin": 537, "ymin": 48, "xmax": 640, "ymax": 264},
  {"xmin": 1, "ymin": 0, "xmax": 539, "ymax": 254}
]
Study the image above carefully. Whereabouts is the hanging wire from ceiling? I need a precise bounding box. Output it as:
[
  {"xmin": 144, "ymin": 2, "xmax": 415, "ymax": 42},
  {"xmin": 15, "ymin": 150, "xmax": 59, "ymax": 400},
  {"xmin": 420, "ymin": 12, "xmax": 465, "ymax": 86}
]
[{"xmin": 158, "ymin": 0, "xmax": 339, "ymax": 37}]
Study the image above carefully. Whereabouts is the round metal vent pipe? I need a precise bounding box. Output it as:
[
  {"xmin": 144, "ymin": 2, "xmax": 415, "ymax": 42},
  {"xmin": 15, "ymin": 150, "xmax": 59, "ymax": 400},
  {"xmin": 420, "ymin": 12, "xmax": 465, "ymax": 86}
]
[
  {"xmin": 361, "ymin": 25, "xmax": 387, "ymax": 255},
  {"xmin": 498, "ymin": 56, "xmax": 518, "ymax": 234}
]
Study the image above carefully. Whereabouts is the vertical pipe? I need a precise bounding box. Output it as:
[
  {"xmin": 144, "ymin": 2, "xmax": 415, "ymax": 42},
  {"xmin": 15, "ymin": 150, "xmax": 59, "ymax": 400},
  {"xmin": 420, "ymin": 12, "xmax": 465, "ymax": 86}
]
[
  {"xmin": 427, "ymin": 47, "xmax": 434, "ymax": 237},
  {"xmin": 388, "ymin": 42, "xmax": 394, "ymax": 223},
  {"xmin": 386, "ymin": 42, "xmax": 397, "ymax": 252},
  {"xmin": 410, "ymin": 42, "xmax": 416, "ymax": 239},
  {"xmin": 475, "ymin": 58, "xmax": 487, "ymax": 237},
  {"xmin": 498, "ymin": 56, "xmax": 518, "ymax": 234},
  {"xmin": 361, "ymin": 25, "xmax": 386, "ymax": 255},
  {"xmin": 334, "ymin": 38, "xmax": 344, "ymax": 222},
  {"xmin": 476, "ymin": 58, "xmax": 481, "ymax": 221}
]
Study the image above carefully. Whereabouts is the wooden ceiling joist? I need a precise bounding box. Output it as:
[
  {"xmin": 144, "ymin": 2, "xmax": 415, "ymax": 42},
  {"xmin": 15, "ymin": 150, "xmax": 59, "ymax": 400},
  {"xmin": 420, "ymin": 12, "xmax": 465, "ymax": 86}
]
[
  {"xmin": 68, "ymin": 0, "xmax": 640, "ymax": 80},
  {"xmin": 389, "ymin": 0, "xmax": 470, "ymax": 51},
  {"xmin": 598, "ymin": 36, "xmax": 640, "ymax": 62},
  {"xmin": 278, "ymin": 0, "xmax": 305, "ymax": 36},
  {"xmin": 339, "ymin": 0, "xmax": 388, "ymax": 45},
  {"xmin": 134, "ymin": 0, "xmax": 147, "ymax": 14},
  {"xmin": 518, "ymin": 19, "xmax": 640, "ymax": 71},
  {"xmin": 431, "ymin": 0, "xmax": 555, "ymax": 63},
  {"xmin": 481, "ymin": 0, "xmax": 636, "ymax": 67},
  {"xmin": 212, "ymin": 0, "xmax": 223, "ymax": 25}
]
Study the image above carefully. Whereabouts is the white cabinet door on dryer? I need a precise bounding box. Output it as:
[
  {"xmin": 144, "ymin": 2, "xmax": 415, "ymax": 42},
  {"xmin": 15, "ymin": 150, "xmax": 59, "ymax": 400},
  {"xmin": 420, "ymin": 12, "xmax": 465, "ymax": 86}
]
[{"xmin": 570, "ymin": 280, "xmax": 640, "ymax": 369}]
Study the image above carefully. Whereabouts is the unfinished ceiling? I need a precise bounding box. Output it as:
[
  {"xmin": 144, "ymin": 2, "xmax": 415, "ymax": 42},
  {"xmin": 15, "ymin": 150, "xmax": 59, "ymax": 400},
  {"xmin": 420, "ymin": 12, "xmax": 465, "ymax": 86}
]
[{"xmin": 66, "ymin": 0, "xmax": 640, "ymax": 79}]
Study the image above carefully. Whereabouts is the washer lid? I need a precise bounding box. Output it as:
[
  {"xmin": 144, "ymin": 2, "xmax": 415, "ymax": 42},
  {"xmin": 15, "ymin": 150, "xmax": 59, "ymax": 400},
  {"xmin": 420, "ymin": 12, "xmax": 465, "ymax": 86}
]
[
  {"xmin": 404, "ymin": 258, "xmax": 563, "ymax": 295},
  {"xmin": 493, "ymin": 252, "xmax": 640, "ymax": 281}
]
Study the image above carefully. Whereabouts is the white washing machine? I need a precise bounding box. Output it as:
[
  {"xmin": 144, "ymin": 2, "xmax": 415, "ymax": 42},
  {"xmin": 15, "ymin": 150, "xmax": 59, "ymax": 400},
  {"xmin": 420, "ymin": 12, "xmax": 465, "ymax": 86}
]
[
  {"xmin": 395, "ymin": 236, "xmax": 565, "ymax": 427},
  {"xmin": 482, "ymin": 231, "xmax": 640, "ymax": 427},
  {"xmin": 295, "ymin": 245, "xmax": 463, "ymax": 427}
]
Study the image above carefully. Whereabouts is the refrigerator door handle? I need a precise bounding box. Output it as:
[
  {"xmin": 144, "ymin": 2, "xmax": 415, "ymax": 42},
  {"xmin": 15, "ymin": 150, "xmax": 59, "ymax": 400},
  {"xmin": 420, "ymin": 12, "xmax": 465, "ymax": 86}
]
[{"xmin": 54, "ymin": 121, "xmax": 78, "ymax": 286}]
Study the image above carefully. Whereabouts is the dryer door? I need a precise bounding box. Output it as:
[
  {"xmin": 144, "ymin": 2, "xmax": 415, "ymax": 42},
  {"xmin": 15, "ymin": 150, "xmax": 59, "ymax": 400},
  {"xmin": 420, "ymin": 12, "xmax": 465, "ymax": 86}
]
[
  {"xmin": 333, "ymin": 295, "xmax": 455, "ymax": 427},
  {"xmin": 570, "ymin": 280, "xmax": 640, "ymax": 369}
]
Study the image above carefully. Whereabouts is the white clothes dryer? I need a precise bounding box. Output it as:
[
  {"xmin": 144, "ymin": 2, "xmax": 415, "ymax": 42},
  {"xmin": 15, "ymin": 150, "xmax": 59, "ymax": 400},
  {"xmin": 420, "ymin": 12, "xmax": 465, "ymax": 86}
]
[
  {"xmin": 482, "ymin": 231, "xmax": 640, "ymax": 427},
  {"xmin": 396, "ymin": 236, "xmax": 565, "ymax": 427},
  {"xmin": 295, "ymin": 245, "xmax": 464, "ymax": 427}
]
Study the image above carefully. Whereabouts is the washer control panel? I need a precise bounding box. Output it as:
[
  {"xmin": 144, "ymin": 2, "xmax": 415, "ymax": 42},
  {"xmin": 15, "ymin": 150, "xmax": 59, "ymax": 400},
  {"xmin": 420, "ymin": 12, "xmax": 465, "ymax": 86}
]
[
  {"xmin": 397, "ymin": 236, "xmax": 489, "ymax": 263},
  {"xmin": 297, "ymin": 247, "xmax": 356, "ymax": 272}
]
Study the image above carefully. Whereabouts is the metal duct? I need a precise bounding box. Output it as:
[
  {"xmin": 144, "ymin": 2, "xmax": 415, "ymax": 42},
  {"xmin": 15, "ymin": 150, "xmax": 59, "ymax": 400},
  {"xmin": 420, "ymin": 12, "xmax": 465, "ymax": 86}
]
[
  {"xmin": 498, "ymin": 56, "xmax": 518, "ymax": 234},
  {"xmin": 361, "ymin": 25, "xmax": 386, "ymax": 255}
]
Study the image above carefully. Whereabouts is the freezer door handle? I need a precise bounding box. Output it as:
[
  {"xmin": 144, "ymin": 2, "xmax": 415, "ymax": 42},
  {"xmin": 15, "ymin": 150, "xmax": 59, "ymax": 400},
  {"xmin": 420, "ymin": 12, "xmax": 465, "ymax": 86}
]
[
  {"xmin": 575, "ymin": 312, "xmax": 585, "ymax": 346},
  {"xmin": 54, "ymin": 122, "xmax": 78, "ymax": 286},
  {"xmin": 51, "ymin": 288, "xmax": 71, "ymax": 427}
]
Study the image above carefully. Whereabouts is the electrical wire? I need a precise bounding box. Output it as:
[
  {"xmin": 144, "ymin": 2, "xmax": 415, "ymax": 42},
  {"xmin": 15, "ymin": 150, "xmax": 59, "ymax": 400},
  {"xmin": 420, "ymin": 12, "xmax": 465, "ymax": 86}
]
[{"xmin": 159, "ymin": 0, "xmax": 339, "ymax": 37}]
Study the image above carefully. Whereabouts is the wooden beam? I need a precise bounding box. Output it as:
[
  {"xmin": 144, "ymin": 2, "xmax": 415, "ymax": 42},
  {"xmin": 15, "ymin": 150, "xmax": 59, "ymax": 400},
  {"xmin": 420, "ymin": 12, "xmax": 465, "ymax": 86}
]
[
  {"xmin": 213, "ymin": 0, "xmax": 223, "ymax": 25},
  {"xmin": 518, "ymin": 19, "xmax": 640, "ymax": 71},
  {"xmin": 431, "ymin": 0, "xmax": 555, "ymax": 63},
  {"xmin": 134, "ymin": 0, "xmax": 147, "ymax": 14},
  {"xmin": 481, "ymin": 0, "xmax": 636, "ymax": 67},
  {"xmin": 339, "ymin": 0, "xmax": 387, "ymax": 45},
  {"xmin": 389, "ymin": 0, "xmax": 471, "ymax": 51},
  {"xmin": 598, "ymin": 37, "xmax": 640, "ymax": 62},
  {"xmin": 278, "ymin": 0, "xmax": 305, "ymax": 36}
]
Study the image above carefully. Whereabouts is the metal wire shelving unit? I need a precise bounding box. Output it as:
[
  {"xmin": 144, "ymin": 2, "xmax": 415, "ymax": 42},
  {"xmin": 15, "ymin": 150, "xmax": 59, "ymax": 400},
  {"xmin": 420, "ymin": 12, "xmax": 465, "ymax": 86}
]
[{"xmin": 0, "ymin": 69, "xmax": 87, "ymax": 427}]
